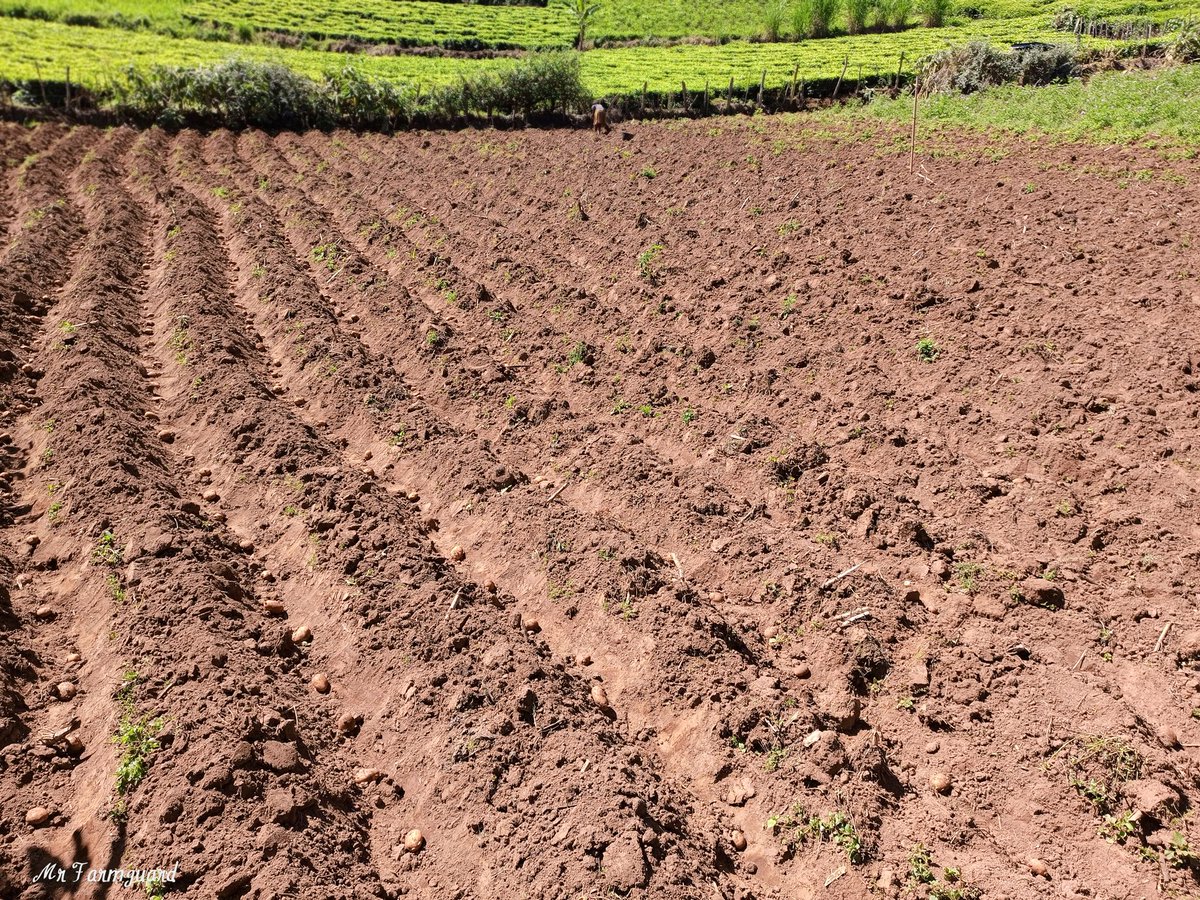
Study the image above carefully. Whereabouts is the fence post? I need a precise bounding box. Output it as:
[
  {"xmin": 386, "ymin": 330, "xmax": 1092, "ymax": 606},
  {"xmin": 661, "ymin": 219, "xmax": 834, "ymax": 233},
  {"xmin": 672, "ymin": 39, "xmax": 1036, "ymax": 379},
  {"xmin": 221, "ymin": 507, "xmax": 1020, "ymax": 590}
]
[
  {"xmin": 757, "ymin": 69, "xmax": 766, "ymax": 106},
  {"xmin": 895, "ymin": 51, "xmax": 905, "ymax": 89},
  {"xmin": 703, "ymin": 79, "xmax": 709, "ymax": 114},
  {"xmin": 727, "ymin": 76, "xmax": 734, "ymax": 112},
  {"xmin": 909, "ymin": 78, "xmax": 919, "ymax": 174},
  {"xmin": 789, "ymin": 62, "xmax": 799, "ymax": 100},
  {"xmin": 34, "ymin": 61, "xmax": 47, "ymax": 107},
  {"xmin": 640, "ymin": 81, "xmax": 646, "ymax": 116},
  {"xmin": 832, "ymin": 56, "xmax": 849, "ymax": 101}
]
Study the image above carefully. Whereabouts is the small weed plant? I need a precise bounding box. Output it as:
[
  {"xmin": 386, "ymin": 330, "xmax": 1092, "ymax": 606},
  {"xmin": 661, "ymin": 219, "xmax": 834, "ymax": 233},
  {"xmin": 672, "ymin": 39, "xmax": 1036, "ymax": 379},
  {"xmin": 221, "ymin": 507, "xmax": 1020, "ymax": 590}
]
[
  {"xmin": 637, "ymin": 244, "xmax": 664, "ymax": 284},
  {"xmin": 111, "ymin": 671, "xmax": 163, "ymax": 821},
  {"xmin": 766, "ymin": 806, "xmax": 864, "ymax": 864},
  {"xmin": 93, "ymin": 530, "xmax": 122, "ymax": 566},
  {"xmin": 916, "ymin": 337, "xmax": 940, "ymax": 362}
]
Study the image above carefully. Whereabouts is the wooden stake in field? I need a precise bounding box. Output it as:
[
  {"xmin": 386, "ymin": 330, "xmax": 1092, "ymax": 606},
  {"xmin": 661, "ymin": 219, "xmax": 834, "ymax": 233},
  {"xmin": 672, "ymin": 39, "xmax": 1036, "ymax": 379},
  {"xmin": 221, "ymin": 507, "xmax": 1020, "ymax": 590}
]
[
  {"xmin": 727, "ymin": 75, "xmax": 734, "ymax": 112},
  {"xmin": 909, "ymin": 78, "xmax": 919, "ymax": 175},
  {"xmin": 34, "ymin": 61, "xmax": 47, "ymax": 107},
  {"xmin": 64, "ymin": 66, "xmax": 70, "ymax": 112},
  {"xmin": 703, "ymin": 79, "xmax": 709, "ymax": 114},
  {"xmin": 757, "ymin": 69, "xmax": 766, "ymax": 107},
  {"xmin": 789, "ymin": 62, "xmax": 799, "ymax": 100},
  {"xmin": 640, "ymin": 81, "xmax": 646, "ymax": 116},
  {"xmin": 895, "ymin": 51, "xmax": 906, "ymax": 89},
  {"xmin": 831, "ymin": 56, "xmax": 849, "ymax": 101}
]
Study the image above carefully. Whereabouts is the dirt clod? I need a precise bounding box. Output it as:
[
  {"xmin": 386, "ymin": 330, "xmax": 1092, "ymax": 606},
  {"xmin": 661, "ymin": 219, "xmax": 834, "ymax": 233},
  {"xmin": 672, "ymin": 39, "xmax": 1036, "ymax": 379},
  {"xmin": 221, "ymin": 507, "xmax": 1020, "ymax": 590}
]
[
  {"xmin": 1021, "ymin": 578, "xmax": 1065, "ymax": 609},
  {"xmin": 262, "ymin": 740, "xmax": 302, "ymax": 772}
]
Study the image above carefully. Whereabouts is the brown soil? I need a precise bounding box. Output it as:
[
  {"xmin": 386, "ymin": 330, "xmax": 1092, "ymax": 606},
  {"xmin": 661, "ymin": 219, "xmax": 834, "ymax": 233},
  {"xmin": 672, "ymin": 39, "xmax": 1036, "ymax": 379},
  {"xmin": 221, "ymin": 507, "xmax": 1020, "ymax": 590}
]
[{"xmin": 1, "ymin": 117, "xmax": 1199, "ymax": 900}]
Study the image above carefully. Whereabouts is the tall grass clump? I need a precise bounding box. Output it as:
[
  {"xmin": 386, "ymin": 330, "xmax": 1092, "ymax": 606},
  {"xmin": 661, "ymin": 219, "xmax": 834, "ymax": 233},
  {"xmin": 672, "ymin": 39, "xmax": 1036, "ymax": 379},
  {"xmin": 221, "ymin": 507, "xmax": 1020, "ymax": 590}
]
[
  {"xmin": 916, "ymin": 0, "xmax": 952, "ymax": 27},
  {"xmin": 845, "ymin": 0, "xmax": 873, "ymax": 34},
  {"xmin": 1167, "ymin": 19, "xmax": 1199, "ymax": 62},
  {"xmin": 793, "ymin": 0, "xmax": 842, "ymax": 38},
  {"xmin": 874, "ymin": 0, "xmax": 913, "ymax": 29},
  {"xmin": 762, "ymin": 0, "xmax": 788, "ymax": 40}
]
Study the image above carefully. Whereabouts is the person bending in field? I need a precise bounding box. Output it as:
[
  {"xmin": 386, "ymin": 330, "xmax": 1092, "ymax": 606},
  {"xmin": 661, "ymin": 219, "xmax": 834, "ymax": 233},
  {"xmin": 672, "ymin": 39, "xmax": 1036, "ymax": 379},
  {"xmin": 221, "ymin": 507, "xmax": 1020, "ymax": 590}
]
[{"xmin": 592, "ymin": 100, "xmax": 611, "ymax": 135}]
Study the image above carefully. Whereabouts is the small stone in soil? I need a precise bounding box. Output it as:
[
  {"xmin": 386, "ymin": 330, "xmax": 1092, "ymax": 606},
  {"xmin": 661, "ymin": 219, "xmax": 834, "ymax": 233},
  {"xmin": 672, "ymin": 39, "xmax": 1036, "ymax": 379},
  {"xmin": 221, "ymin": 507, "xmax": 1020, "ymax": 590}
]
[
  {"xmin": 1158, "ymin": 725, "xmax": 1180, "ymax": 749},
  {"xmin": 403, "ymin": 828, "xmax": 425, "ymax": 853},
  {"xmin": 590, "ymin": 684, "xmax": 609, "ymax": 709}
]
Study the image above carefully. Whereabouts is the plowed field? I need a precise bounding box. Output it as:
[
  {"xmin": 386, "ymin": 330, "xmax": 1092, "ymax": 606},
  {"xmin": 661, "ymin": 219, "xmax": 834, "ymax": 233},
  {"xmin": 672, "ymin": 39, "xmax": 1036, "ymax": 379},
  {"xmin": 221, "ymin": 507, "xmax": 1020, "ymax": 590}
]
[{"xmin": 1, "ymin": 119, "xmax": 1199, "ymax": 900}]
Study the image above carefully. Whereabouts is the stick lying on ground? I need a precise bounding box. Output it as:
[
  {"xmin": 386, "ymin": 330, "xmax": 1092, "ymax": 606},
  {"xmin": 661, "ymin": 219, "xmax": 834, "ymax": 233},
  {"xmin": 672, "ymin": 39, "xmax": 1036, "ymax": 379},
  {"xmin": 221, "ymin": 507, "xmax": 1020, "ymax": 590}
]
[{"xmin": 821, "ymin": 562, "xmax": 862, "ymax": 590}]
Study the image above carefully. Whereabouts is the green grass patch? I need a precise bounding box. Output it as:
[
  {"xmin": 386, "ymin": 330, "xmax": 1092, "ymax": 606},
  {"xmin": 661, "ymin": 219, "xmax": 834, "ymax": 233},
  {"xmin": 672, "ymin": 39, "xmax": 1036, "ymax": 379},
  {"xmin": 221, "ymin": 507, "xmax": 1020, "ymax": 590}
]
[{"xmin": 823, "ymin": 63, "xmax": 1200, "ymax": 147}]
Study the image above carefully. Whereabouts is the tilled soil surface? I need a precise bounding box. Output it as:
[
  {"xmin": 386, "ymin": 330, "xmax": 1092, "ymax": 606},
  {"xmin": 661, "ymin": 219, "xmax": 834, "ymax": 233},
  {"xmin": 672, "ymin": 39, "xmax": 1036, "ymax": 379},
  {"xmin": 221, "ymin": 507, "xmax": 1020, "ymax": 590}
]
[{"xmin": 1, "ymin": 117, "xmax": 1199, "ymax": 900}]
